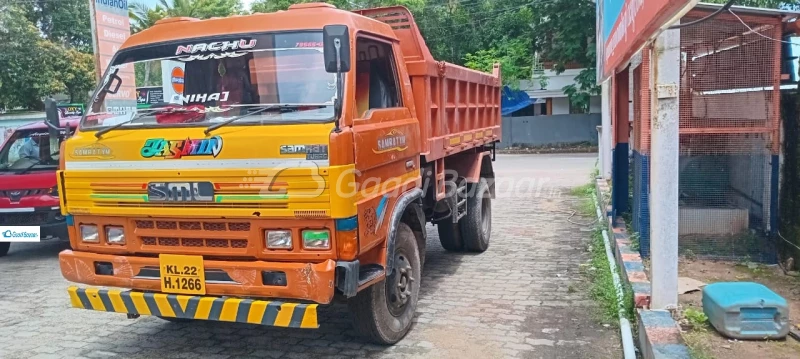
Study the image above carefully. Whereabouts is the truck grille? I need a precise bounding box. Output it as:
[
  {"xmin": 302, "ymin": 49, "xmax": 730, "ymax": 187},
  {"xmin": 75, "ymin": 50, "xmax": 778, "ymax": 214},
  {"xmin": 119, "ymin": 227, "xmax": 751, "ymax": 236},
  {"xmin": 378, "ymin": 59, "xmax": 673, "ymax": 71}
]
[
  {"xmin": 0, "ymin": 212, "xmax": 50, "ymax": 225},
  {"xmin": 0, "ymin": 189, "xmax": 48, "ymax": 200},
  {"xmin": 141, "ymin": 237, "xmax": 248, "ymax": 249},
  {"xmin": 134, "ymin": 219, "xmax": 252, "ymax": 253},
  {"xmin": 135, "ymin": 220, "xmax": 250, "ymax": 232}
]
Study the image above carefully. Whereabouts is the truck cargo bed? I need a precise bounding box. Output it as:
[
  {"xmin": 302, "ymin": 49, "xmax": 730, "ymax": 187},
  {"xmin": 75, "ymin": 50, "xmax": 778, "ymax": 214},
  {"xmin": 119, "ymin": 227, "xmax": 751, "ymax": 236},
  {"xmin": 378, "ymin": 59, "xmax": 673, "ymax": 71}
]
[{"xmin": 354, "ymin": 6, "xmax": 502, "ymax": 161}]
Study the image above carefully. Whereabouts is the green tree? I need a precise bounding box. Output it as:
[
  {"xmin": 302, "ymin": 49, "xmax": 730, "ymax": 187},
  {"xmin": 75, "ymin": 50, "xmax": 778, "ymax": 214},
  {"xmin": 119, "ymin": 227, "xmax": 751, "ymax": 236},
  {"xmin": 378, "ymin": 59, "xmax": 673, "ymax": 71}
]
[
  {"xmin": 531, "ymin": 0, "xmax": 598, "ymax": 112},
  {"xmin": 0, "ymin": 4, "xmax": 96, "ymax": 109},
  {"xmin": 0, "ymin": 6, "xmax": 63, "ymax": 110},
  {"xmin": 23, "ymin": 0, "xmax": 93, "ymax": 52},
  {"xmin": 56, "ymin": 48, "xmax": 97, "ymax": 104},
  {"xmin": 464, "ymin": 38, "xmax": 532, "ymax": 88},
  {"xmin": 158, "ymin": 0, "xmax": 244, "ymax": 19},
  {"xmin": 130, "ymin": 2, "xmax": 167, "ymax": 33}
]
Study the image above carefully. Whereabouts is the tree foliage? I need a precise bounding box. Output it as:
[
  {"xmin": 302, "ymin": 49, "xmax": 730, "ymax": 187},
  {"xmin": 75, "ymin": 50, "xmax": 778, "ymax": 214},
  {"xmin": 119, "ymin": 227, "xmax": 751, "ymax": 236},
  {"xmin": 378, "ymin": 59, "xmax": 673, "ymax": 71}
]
[
  {"xmin": 464, "ymin": 38, "xmax": 532, "ymax": 89},
  {"xmin": 530, "ymin": 0, "xmax": 598, "ymax": 111},
  {"xmin": 22, "ymin": 0, "xmax": 93, "ymax": 52},
  {"xmin": 158, "ymin": 0, "xmax": 244, "ymax": 18},
  {"xmin": 0, "ymin": 2, "xmax": 96, "ymax": 110}
]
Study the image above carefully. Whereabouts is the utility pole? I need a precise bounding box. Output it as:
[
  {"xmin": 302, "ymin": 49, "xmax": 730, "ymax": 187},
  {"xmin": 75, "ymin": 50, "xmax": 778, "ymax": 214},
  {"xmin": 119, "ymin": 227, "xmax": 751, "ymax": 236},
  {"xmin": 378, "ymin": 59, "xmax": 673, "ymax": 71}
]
[
  {"xmin": 650, "ymin": 26, "xmax": 681, "ymax": 310},
  {"xmin": 601, "ymin": 80, "xmax": 612, "ymax": 179}
]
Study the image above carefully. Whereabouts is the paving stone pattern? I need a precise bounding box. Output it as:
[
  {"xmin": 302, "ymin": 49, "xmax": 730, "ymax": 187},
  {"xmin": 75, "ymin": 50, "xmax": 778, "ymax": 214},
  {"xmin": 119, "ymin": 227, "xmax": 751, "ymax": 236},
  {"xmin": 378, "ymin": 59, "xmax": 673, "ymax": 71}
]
[{"xmin": 0, "ymin": 154, "xmax": 621, "ymax": 358}]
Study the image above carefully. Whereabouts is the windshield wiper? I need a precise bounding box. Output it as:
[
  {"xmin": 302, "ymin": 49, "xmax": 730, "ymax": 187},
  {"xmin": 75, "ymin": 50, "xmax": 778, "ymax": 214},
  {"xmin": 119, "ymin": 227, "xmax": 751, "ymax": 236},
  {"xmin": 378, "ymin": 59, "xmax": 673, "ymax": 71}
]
[
  {"xmin": 94, "ymin": 108, "xmax": 167, "ymax": 139},
  {"xmin": 203, "ymin": 104, "xmax": 327, "ymax": 135},
  {"xmin": 15, "ymin": 159, "xmax": 44, "ymax": 175}
]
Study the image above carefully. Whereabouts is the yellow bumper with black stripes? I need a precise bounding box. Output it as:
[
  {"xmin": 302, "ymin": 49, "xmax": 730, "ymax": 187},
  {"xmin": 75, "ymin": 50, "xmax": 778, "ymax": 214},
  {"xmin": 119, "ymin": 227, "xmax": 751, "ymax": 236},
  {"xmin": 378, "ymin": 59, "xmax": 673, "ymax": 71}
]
[{"xmin": 67, "ymin": 286, "xmax": 319, "ymax": 328}]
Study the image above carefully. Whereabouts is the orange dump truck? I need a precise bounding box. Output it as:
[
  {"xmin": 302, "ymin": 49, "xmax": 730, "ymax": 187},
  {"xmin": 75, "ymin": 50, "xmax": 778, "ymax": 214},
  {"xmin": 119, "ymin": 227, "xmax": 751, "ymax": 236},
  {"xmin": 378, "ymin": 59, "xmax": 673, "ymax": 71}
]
[{"xmin": 59, "ymin": 3, "xmax": 501, "ymax": 344}]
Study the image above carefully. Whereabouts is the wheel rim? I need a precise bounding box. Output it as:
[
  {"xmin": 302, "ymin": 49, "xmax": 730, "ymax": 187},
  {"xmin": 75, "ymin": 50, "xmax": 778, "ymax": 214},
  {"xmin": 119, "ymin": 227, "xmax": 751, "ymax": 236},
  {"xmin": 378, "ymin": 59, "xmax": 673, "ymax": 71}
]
[
  {"xmin": 386, "ymin": 250, "xmax": 414, "ymax": 317},
  {"xmin": 481, "ymin": 195, "xmax": 491, "ymax": 238}
]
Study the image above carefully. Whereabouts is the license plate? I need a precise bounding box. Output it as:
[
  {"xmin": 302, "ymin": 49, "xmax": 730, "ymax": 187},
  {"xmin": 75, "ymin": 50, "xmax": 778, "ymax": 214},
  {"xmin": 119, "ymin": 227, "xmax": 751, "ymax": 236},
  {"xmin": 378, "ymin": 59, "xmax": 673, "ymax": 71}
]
[{"xmin": 159, "ymin": 254, "xmax": 206, "ymax": 295}]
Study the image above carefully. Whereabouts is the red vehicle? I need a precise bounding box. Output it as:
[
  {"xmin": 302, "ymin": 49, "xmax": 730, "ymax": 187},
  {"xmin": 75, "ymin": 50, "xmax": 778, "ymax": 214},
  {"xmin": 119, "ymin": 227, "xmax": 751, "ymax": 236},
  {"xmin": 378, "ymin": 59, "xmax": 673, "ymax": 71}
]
[{"xmin": 0, "ymin": 118, "xmax": 77, "ymax": 257}]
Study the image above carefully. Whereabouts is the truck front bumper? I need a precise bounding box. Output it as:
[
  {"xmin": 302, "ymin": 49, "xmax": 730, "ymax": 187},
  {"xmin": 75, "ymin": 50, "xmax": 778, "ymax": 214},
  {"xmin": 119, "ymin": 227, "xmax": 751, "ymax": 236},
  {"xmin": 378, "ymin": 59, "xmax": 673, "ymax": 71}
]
[
  {"xmin": 59, "ymin": 250, "xmax": 337, "ymax": 304},
  {"xmin": 67, "ymin": 286, "xmax": 319, "ymax": 328}
]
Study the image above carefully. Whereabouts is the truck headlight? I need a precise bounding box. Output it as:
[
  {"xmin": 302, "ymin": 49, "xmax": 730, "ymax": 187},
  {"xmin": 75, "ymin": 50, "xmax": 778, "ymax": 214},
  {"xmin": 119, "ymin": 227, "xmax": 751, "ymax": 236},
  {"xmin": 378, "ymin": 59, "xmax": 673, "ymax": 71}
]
[
  {"xmin": 302, "ymin": 229, "xmax": 330, "ymax": 250},
  {"xmin": 80, "ymin": 224, "xmax": 99, "ymax": 243},
  {"xmin": 266, "ymin": 230, "xmax": 292, "ymax": 249},
  {"xmin": 105, "ymin": 226, "xmax": 125, "ymax": 244}
]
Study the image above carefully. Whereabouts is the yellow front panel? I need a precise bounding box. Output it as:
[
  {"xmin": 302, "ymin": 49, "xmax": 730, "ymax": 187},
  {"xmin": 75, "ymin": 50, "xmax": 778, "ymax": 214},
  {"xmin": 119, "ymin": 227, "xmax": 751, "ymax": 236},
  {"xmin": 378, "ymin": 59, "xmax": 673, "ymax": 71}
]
[{"xmin": 62, "ymin": 123, "xmax": 357, "ymax": 219}]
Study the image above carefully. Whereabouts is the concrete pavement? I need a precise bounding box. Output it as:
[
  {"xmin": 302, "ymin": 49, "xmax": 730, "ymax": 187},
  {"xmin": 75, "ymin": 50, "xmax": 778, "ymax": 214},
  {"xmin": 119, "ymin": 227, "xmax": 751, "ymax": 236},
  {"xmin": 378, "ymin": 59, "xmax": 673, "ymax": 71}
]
[{"xmin": 0, "ymin": 153, "xmax": 620, "ymax": 358}]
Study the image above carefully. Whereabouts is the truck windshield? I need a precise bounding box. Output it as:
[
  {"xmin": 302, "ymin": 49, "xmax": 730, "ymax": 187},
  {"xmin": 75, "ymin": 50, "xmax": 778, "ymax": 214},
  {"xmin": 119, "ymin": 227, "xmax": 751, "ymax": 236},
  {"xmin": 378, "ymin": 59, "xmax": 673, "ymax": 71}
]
[
  {"xmin": 83, "ymin": 31, "xmax": 336, "ymax": 130},
  {"xmin": 0, "ymin": 128, "xmax": 67, "ymax": 172}
]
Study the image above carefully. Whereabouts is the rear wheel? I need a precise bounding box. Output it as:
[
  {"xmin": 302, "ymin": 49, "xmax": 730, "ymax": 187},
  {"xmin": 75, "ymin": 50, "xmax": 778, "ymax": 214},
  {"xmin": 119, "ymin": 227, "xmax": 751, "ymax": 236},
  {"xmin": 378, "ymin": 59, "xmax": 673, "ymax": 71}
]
[
  {"xmin": 349, "ymin": 222, "xmax": 421, "ymax": 344},
  {"xmin": 0, "ymin": 242, "xmax": 9, "ymax": 257},
  {"xmin": 460, "ymin": 178, "xmax": 491, "ymax": 252}
]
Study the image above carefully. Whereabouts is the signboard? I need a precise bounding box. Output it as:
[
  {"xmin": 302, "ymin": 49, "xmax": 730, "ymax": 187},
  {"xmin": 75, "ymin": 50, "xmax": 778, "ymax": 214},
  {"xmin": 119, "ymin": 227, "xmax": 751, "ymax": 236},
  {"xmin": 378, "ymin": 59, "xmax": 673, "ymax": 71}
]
[
  {"xmin": 136, "ymin": 87, "xmax": 165, "ymax": 108},
  {"xmin": 90, "ymin": 0, "xmax": 136, "ymax": 108},
  {"xmin": 57, "ymin": 104, "xmax": 85, "ymax": 119},
  {"xmin": 161, "ymin": 60, "xmax": 186, "ymax": 102},
  {"xmin": 597, "ymin": 0, "xmax": 697, "ymax": 82}
]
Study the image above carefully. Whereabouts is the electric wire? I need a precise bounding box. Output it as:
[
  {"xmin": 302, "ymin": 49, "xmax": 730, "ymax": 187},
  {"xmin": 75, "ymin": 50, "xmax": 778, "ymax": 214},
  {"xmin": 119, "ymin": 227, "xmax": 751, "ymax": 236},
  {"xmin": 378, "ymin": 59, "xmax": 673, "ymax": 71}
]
[{"xmin": 667, "ymin": 0, "xmax": 736, "ymax": 29}]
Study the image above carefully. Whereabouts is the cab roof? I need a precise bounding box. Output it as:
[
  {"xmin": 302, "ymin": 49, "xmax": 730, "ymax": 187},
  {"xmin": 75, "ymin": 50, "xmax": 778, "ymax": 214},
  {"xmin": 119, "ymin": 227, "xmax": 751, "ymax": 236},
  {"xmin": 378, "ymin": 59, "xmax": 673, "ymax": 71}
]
[{"xmin": 122, "ymin": 3, "xmax": 398, "ymax": 50}]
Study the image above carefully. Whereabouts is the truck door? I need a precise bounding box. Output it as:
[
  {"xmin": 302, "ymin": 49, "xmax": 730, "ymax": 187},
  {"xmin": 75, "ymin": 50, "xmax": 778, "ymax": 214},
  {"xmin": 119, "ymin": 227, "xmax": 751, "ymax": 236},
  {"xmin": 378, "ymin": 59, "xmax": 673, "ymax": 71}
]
[{"xmin": 350, "ymin": 36, "xmax": 420, "ymax": 252}]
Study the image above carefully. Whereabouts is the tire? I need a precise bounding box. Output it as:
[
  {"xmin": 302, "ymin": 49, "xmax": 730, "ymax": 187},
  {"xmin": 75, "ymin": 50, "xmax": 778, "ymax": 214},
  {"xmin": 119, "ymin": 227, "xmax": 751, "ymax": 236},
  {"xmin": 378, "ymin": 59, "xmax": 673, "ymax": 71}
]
[
  {"xmin": 460, "ymin": 178, "xmax": 491, "ymax": 252},
  {"xmin": 436, "ymin": 220, "xmax": 464, "ymax": 252},
  {"xmin": 348, "ymin": 223, "xmax": 421, "ymax": 344},
  {"xmin": 0, "ymin": 242, "xmax": 9, "ymax": 257}
]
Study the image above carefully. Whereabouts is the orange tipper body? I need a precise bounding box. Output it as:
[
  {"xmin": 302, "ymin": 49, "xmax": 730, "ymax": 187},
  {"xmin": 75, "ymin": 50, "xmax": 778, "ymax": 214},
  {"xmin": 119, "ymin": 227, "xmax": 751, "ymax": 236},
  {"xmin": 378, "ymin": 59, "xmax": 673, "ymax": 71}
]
[{"xmin": 59, "ymin": 3, "xmax": 501, "ymax": 342}]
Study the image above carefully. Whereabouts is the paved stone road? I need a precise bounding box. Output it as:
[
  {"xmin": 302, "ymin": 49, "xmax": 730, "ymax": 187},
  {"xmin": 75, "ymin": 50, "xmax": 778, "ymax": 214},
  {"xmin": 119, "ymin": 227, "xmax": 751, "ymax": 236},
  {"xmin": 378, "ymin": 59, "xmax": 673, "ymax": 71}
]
[{"xmin": 0, "ymin": 154, "xmax": 620, "ymax": 359}]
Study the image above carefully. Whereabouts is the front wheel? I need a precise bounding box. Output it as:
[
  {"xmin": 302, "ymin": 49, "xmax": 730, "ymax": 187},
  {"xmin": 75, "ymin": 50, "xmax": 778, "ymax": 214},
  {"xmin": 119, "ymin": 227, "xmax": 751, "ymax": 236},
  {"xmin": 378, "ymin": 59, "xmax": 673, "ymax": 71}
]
[
  {"xmin": 348, "ymin": 222, "xmax": 421, "ymax": 344},
  {"xmin": 0, "ymin": 242, "xmax": 10, "ymax": 257}
]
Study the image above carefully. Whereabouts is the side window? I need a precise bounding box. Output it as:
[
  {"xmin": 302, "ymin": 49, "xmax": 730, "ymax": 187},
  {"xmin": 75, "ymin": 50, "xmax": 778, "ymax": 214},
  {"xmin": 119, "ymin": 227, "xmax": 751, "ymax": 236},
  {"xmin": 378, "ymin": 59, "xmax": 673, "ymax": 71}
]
[{"xmin": 354, "ymin": 37, "xmax": 401, "ymax": 116}]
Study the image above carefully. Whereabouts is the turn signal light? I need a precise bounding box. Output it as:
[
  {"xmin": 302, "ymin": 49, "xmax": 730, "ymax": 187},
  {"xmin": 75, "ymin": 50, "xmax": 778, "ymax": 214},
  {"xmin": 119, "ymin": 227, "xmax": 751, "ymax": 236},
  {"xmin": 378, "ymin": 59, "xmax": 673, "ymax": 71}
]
[{"xmin": 337, "ymin": 229, "xmax": 358, "ymax": 260}]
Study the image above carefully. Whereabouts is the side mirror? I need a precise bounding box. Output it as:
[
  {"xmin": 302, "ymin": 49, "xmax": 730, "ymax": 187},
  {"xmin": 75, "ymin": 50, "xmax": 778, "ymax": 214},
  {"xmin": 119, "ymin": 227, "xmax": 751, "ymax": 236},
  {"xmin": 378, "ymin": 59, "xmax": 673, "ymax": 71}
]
[
  {"xmin": 43, "ymin": 98, "xmax": 62, "ymax": 156},
  {"xmin": 323, "ymin": 25, "xmax": 351, "ymax": 73}
]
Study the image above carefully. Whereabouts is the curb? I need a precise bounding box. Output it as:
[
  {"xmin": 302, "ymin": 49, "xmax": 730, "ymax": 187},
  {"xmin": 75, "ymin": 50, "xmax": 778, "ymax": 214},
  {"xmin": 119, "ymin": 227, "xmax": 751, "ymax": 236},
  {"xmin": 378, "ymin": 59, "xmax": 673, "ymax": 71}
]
[
  {"xmin": 638, "ymin": 310, "xmax": 692, "ymax": 359},
  {"xmin": 595, "ymin": 178, "xmax": 651, "ymax": 308},
  {"xmin": 595, "ymin": 177, "xmax": 690, "ymax": 359}
]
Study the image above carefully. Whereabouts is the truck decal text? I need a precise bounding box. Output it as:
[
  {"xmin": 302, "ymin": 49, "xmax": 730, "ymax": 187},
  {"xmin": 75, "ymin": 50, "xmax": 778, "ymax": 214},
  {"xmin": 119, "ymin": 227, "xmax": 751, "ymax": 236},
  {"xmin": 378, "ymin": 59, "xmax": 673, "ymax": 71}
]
[
  {"xmin": 175, "ymin": 39, "xmax": 257, "ymax": 55},
  {"xmin": 374, "ymin": 129, "xmax": 408, "ymax": 154},
  {"xmin": 140, "ymin": 136, "xmax": 223, "ymax": 159}
]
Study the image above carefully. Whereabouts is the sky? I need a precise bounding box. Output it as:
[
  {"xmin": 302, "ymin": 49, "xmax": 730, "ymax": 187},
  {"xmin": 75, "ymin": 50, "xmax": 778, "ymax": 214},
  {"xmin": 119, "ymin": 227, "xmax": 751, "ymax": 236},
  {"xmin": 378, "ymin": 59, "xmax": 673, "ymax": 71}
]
[{"xmin": 136, "ymin": 0, "xmax": 256, "ymax": 11}]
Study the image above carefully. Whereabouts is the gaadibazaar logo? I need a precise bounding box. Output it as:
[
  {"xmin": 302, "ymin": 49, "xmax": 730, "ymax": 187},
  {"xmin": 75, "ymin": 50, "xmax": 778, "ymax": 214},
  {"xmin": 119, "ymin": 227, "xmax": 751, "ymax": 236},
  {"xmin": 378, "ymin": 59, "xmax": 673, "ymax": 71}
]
[
  {"xmin": 2, "ymin": 230, "xmax": 38, "ymax": 238},
  {"xmin": 141, "ymin": 136, "xmax": 223, "ymax": 159}
]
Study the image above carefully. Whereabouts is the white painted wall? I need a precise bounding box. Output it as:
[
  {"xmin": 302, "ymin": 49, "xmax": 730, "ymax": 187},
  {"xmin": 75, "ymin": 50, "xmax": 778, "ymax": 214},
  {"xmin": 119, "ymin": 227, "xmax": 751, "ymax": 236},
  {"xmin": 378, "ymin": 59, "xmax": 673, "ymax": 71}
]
[
  {"xmin": 590, "ymin": 96, "xmax": 601, "ymax": 113},
  {"xmin": 552, "ymin": 97, "xmax": 570, "ymax": 115}
]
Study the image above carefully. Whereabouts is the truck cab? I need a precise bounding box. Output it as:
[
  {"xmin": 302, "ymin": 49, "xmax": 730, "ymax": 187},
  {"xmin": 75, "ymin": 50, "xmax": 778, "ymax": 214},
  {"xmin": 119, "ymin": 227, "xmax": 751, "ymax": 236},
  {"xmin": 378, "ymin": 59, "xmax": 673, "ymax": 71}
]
[
  {"xmin": 59, "ymin": 3, "xmax": 500, "ymax": 344},
  {"xmin": 0, "ymin": 118, "xmax": 78, "ymax": 257}
]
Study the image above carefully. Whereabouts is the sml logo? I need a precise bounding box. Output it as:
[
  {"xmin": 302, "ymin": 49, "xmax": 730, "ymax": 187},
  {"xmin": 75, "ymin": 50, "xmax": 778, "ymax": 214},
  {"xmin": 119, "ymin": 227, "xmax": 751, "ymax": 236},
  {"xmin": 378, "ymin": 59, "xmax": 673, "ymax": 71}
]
[{"xmin": 141, "ymin": 136, "xmax": 223, "ymax": 159}]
